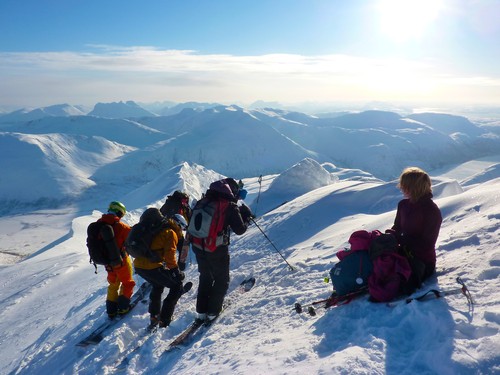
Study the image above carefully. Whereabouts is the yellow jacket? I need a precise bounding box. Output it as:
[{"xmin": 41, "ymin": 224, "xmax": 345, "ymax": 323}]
[{"xmin": 133, "ymin": 224, "xmax": 181, "ymax": 270}]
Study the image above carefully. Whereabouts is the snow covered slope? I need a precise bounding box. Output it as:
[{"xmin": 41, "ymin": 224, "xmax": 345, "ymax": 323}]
[{"xmin": 0, "ymin": 159, "xmax": 498, "ymax": 375}]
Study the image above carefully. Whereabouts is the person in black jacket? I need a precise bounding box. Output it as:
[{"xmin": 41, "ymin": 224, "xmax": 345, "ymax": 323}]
[
  {"xmin": 191, "ymin": 178, "xmax": 253, "ymax": 323},
  {"xmin": 160, "ymin": 190, "xmax": 192, "ymax": 220},
  {"xmin": 160, "ymin": 190, "xmax": 192, "ymax": 270}
]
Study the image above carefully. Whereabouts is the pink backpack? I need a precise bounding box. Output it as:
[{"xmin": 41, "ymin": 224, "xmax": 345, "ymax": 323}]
[
  {"xmin": 367, "ymin": 234, "xmax": 412, "ymax": 302},
  {"xmin": 336, "ymin": 230, "xmax": 382, "ymax": 261}
]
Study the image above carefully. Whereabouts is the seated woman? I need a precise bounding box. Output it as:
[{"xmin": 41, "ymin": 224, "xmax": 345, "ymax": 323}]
[{"xmin": 390, "ymin": 167, "xmax": 442, "ymax": 294}]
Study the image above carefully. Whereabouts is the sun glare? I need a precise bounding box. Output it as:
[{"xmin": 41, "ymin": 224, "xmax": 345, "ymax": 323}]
[{"xmin": 378, "ymin": 0, "xmax": 443, "ymax": 42}]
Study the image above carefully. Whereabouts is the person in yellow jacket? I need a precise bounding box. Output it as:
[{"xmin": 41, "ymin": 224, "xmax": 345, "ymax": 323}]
[
  {"xmin": 133, "ymin": 208, "xmax": 192, "ymax": 329},
  {"xmin": 98, "ymin": 201, "xmax": 136, "ymax": 318}
]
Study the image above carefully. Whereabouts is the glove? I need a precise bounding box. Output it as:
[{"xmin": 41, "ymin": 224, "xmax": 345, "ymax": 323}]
[
  {"xmin": 178, "ymin": 261, "xmax": 186, "ymax": 271},
  {"xmin": 178, "ymin": 243, "xmax": 190, "ymax": 265},
  {"xmin": 384, "ymin": 229, "xmax": 396, "ymax": 236},
  {"xmin": 170, "ymin": 267, "xmax": 185, "ymax": 283},
  {"xmin": 238, "ymin": 188, "xmax": 248, "ymax": 200},
  {"xmin": 239, "ymin": 204, "xmax": 254, "ymax": 223}
]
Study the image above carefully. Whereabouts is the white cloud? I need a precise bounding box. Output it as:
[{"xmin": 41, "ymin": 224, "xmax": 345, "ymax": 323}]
[{"xmin": 1, "ymin": 46, "xmax": 499, "ymax": 107}]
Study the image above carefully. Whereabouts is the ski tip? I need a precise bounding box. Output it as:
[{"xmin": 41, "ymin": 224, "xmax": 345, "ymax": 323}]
[
  {"xmin": 115, "ymin": 358, "xmax": 130, "ymax": 371},
  {"xmin": 93, "ymin": 334, "xmax": 103, "ymax": 342},
  {"xmin": 76, "ymin": 341, "xmax": 96, "ymax": 347},
  {"xmin": 76, "ymin": 336, "xmax": 101, "ymax": 347},
  {"xmin": 183, "ymin": 281, "xmax": 194, "ymax": 294},
  {"xmin": 294, "ymin": 303, "xmax": 303, "ymax": 314},
  {"xmin": 165, "ymin": 346, "xmax": 182, "ymax": 353},
  {"xmin": 146, "ymin": 325, "xmax": 158, "ymax": 334},
  {"xmin": 240, "ymin": 277, "xmax": 256, "ymax": 291}
]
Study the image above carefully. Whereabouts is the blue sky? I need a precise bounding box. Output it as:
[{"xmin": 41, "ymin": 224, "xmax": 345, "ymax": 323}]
[{"xmin": 1, "ymin": 0, "xmax": 499, "ymax": 109}]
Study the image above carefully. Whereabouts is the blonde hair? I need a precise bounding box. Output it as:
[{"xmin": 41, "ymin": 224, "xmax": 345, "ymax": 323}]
[{"xmin": 397, "ymin": 167, "xmax": 432, "ymax": 202}]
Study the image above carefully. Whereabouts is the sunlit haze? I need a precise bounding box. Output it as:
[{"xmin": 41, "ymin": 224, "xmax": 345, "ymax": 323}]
[{"xmin": 0, "ymin": 0, "xmax": 499, "ymax": 109}]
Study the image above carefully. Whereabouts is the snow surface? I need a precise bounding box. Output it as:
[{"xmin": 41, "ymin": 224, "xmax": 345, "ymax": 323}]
[{"xmin": 0, "ymin": 104, "xmax": 499, "ymax": 375}]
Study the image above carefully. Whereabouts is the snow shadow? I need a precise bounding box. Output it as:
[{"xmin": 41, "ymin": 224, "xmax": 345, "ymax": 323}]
[{"xmin": 311, "ymin": 294, "xmax": 473, "ymax": 374}]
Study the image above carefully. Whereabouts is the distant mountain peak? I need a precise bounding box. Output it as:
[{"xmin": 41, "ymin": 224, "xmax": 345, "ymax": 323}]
[
  {"xmin": 88, "ymin": 101, "xmax": 157, "ymax": 119},
  {"xmin": 270, "ymin": 158, "xmax": 332, "ymax": 195}
]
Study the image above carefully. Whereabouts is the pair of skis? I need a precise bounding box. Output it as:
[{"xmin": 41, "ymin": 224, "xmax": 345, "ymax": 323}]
[
  {"xmin": 295, "ymin": 277, "xmax": 474, "ymax": 316},
  {"xmin": 113, "ymin": 276, "xmax": 256, "ymax": 370},
  {"xmin": 76, "ymin": 281, "xmax": 152, "ymax": 347},
  {"xmin": 165, "ymin": 276, "xmax": 256, "ymax": 352},
  {"xmin": 77, "ymin": 280, "xmax": 194, "ymax": 348}
]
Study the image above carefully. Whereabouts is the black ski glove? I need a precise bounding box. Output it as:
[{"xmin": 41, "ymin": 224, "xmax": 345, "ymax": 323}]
[
  {"xmin": 178, "ymin": 261, "xmax": 186, "ymax": 271},
  {"xmin": 239, "ymin": 204, "xmax": 254, "ymax": 224},
  {"xmin": 170, "ymin": 267, "xmax": 185, "ymax": 283}
]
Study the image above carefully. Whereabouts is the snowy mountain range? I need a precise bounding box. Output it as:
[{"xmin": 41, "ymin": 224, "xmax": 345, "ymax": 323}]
[
  {"xmin": 1, "ymin": 102, "xmax": 498, "ymax": 210},
  {"xmin": 0, "ymin": 102, "xmax": 499, "ymax": 374}
]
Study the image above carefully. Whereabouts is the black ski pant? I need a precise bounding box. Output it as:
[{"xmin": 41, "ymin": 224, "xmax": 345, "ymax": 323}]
[
  {"xmin": 134, "ymin": 266, "xmax": 183, "ymax": 324},
  {"xmin": 193, "ymin": 246, "xmax": 230, "ymax": 316},
  {"xmin": 403, "ymin": 258, "xmax": 436, "ymax": 295}
]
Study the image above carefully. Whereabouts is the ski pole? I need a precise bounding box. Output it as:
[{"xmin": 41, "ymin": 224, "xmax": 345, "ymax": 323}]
[
  {"xmin": 253, "ymin": 175, "xmax": 263, "ymax": 216},
  {"xmin": 294, "ymin": 300, "xmax": 329, "ymax": 316},
  {"xmin": 456, "ymin": 276, "xmax": 475, "ymax": 305},
  {"xmin": 294, "ymin": 288, "xmax": 368, "ymax": 316},
  {"xmin": 408, "ymin": 276, "xmax": 474, "ymax": 304},
  {"xmin": 250, "ymin": 217, "xmax": 295, "ymax": 271},
  {"xmin": 388, "ymin": 276, "xmax": 475, "ymax": 307}
]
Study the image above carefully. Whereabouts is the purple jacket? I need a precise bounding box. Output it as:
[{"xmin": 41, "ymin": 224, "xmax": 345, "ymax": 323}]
[{"xmin": 391, "ymin": 193, "xmax": 442, "ymax": 266}]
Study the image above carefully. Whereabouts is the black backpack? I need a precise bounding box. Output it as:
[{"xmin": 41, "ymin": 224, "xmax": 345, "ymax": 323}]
[
  {"xmin": 86, "ymin": 221, "xmax": 123, "ymax": 269},
  {"xmin": 125, "ymin": 208, "xmax": 168, "ymax": 259}
]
